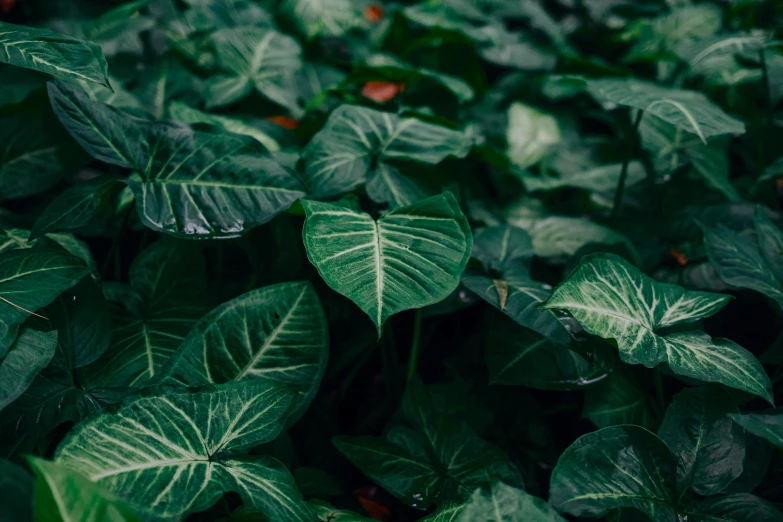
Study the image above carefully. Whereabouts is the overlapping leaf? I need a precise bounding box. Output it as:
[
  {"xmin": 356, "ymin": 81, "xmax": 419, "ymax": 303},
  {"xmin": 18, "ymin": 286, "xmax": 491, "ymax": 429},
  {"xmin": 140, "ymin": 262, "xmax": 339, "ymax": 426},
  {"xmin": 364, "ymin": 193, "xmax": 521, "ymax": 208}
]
[
  {"xmin": 542, "ymin": 253, "xmax": 772, "ymax": 403},
  {"xmin": 302, "ymin": 194, "xmax": 472, "ymax": 335}
]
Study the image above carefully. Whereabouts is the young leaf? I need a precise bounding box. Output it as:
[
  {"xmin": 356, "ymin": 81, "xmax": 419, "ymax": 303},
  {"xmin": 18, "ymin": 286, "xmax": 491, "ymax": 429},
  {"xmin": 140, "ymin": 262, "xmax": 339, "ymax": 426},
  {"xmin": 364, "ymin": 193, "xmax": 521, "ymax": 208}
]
[
  {"xmin": 204, "ymin": 27, "xmax": 302, "ymax": 113},
  {"xmin": 159, "ymin": 281, "xmax": 328, "ymax": 420},
  {"xmin": 585, "ymin": 78, "xmax": 745, "ymax": 142},
  {"xmin": 456, "ymin": 482, "xmax": 566, "ymax": 522},
  {"xmin": 28, "ymin": 457, "xmax": 141, "ymax": 522},
  {"xmin": 729, "ymin": 413, "xmax": 783, "ymax": 448},
  {"xmin": 0, "ymin": 248, "xmax": 89, "ymax": 356},
  {"xmin": 48, "ymin": 81, "xmax": 307, "ymax": 238},
  {"xmin": 506, "ymin": 102, "xmax": 561, "ymax": 170},
  {"xmin": 702, "ymin": 208, "xmax": 783, "ymax": 309},
  {"xmin": 549, "ymin": 425, "xmax": 679, "ymax": 521},
  {"xmin": 54, "ymin": 381, "xmax": 314, "ymax": 520},
  {"xmin": 334, "ymin": 378, "xmax": 522, "ymax": 508},
  {"xmin": 280, "ymin": 0, "xmax": 361, "ymax": 39},
  {"xmin": 0, "ymin": 21, "xmax": 109, "ymax": 87},
  {"xmin": 0, "ymin": 329, "xmax": 57, "ymax": 412},
  {"xmin": 82, "ymin": 242, "xmax": 207, "ymax": 388},
  {"xmin": 302, "ymin": 194, "xmax": 472, "ymax": 336},
  {"xmin": 301, "ymin": 105, "xmax": 472, "ymax": 198},
  {"xmin": 542, "ymin": 253, "xmax": 773, "ymax": 403},
  {"xmin": 657, "ymin": 386, "xmax": 744, "ymax": 497}
]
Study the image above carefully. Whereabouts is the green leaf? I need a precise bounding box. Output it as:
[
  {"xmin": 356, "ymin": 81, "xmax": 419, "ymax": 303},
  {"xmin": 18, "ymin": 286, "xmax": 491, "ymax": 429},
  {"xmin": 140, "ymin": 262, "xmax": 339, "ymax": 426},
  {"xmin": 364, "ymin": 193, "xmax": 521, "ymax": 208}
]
[
  {"xmin": 83, "ymin": 242, "xmax": 207, "ymax": 388},
  {"xmin": 693, "ymin": 493, "xmax": 783, "ymax": 521},
  {"xmin": 520, "ymin": 162, "xmax": 646, "ymax": 194},
  {"xmin": 54, "ymin": 381, "xmax": 314, "ymax": 520},
  {"xmin": 506, "ymin": 102, "xmax": 561, "ymax": 170},
  {"xmin": 168, "ymin": 101, "xmax": 281, "ymax": 152},
  {"xmin": 0, "ymin": 248, "xmax": 89, "ymax": 356},
  {"xmin": 302, "ymin": 194, "xmax": 472, "ymax": 336},
  {"xmin": 585, "ymin": 78, "xmax": 745, "ymax": 143},
  {"xmin": 48, "ymin": 81, "xmax": 307, "ymax": 238},
  {"xmin": 701, "ymin": 208, "xmax": 783, "ymax": 309},
  {"xmin": 0, "ymin": 21, "xmax": 109, "ymax": 87},
  {"xmin": 28, "ymin": 457, "xmax": 141, "ymax": 522},
  {"xmin": 0, "ymin": 459, "xmax": 33, "ymax": 522},
  {"xmin": 364, "ymin": 54, "xmax": 475, "ymax": 103},
  {"xmin": 204, "ymin": 27, "xmax": 303, "ymax": 114},
  {"xmin": 524, "ymin": 217, "xmax": 640, "ymax": 262},
  {"xmin": 583, "ymin": 365, "xmax": 658, "ymax": 430},
  {"xmin": 658, "ymin": 386, "xmax": 744, "ymax": 497},
  {"xmin": 542, "ymin": 253, "xmax": 773, "ymax": 403},
  {"xmin": 729, "ymin": 412, "xmax": 783, "ymax": 448},
  {"xmin": 30, "ymin": 178, "xmax": 123, "ymax": 240},
  {"xmin": 0, "ymin": 329, "xmax": 57, "ymax": 412},
  {"xmin": 280, "ymin": 0, "xmax": 362, "ymax": 40},
  {"xmin": 301, "ymin": 105, "xmax": 472, "ymax": 198},
  {"xmin": 456, "ymin": 482, "xmax": 566, "ymax": 522},
  {"xmin": 334, "ymin": 377, "xmax": 522, "ymax": 508},
  {"xmin": 549, "ymin": 425, "xmax": 679, "ymax": 521},
  {"xmin": 159, "ymin": 281, "xmax": 328, "ymax": 421},
  {"xmin": 676, "ymin": 33, "xmax": 772, "ymax": 66}
]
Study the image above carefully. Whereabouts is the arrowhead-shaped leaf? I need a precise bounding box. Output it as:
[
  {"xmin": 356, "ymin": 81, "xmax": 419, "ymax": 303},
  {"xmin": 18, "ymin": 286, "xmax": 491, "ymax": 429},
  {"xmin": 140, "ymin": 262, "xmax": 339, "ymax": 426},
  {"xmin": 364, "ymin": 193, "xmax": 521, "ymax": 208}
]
[
  {"xmin": 658, "ymin": 386, "xmax": 744, "ymax": 496},
  {"xmin": 48, "ymin": 81, "xmax": 306, "ymax": 238},
  {"xmin": 159, "ymin": 281, "xmax": 328, "ymax": 421},
  {"xmin": 83, "ymin": 242, "xmax": 207, "ymax": 388},
  {"xmin": 542, "ymin": 253, "xmax": 772, "ymax": 403},
  {"xmin": 54, "ymin": 381, "xmax": 314, "ymax": 520},
  {"xmin": 585, "ymin": 78, "xmax": 745, "ymax": 142},
  {"xmin": 301, "ymin": 105, "xmax": 472, "ymax": 198},
  {"xmin": 0, "ymin": 248, "xmax": 89, "ymax": 356},
  {"xmin": 28, "ymin": 457, "xmax": 141, "ymax": 522},
  {"xmin": 0, "ymin": 21, "xmax": 109, "ymax": 87},
  {"xmin": 334, "ymin": 378, "xmax": 522, "ymax": 508},
  {"xmin": 302, "ymin": 194, "xmax": 472, "ymax": 336},
  {"xmin": 204, "ymin": 27, "xmax": 303, "ymax": 114}
]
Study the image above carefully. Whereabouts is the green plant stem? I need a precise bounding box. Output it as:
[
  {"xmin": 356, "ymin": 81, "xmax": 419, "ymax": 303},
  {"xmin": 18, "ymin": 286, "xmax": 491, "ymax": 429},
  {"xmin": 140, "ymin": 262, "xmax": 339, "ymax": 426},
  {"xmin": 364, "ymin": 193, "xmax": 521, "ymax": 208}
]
[
  {"xmin": 406, "ymin": 308, "xmax": 424, "ymax": 382},
  {"xmin": 611, "ymin": 109, "xmax": 644, "ymax": 218},
  {"xmin": 654, "ymin": 366, "xmax": 665, "ymax": 414},
  {"xmin": 100, "ymin": 204, "xmax": 134, "ymax": 279}
]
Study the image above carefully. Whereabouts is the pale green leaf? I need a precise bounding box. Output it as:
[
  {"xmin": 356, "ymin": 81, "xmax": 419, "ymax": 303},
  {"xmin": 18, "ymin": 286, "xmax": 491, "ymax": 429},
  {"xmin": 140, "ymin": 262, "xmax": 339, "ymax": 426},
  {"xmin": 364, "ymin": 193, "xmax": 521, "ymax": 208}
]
[
  {"xmin": 520, "ymin": 162, "xmax": 646, "ymax": 194},
  {"xmin": 280, "ymin": 0, "xmax": 362, "ymax": 40},
  {"xmin": 506, "ymin": 102, "xmax": 561, "ymax": 170},
  {"xmin": 302, "ymin": 194, "xmax": 472, "ymax": 336},
  {"xmin": 0, "ymin": 21, "xmax": 109, "ymax": 87},
  {"xmin": 542, "ymin": 253, "xmax": 772, "ymax": 403},
  {"xmin": 159, "ymin": 281, "xmax": 328, "ymax": 421},
  {"xmin": 301, "ymin": 105, "xmax": 472, "ymax": 198},
  {"xmin": 55, "ymin": 381, "xmax": 314, "ymax": 520}
]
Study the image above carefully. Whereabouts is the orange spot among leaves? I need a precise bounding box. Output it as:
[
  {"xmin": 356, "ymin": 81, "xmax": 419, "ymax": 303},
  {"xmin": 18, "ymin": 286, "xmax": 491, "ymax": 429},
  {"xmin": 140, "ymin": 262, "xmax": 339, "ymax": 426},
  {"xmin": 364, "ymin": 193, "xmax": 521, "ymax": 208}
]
[
  {"xmin": 266, "ymin": 115, "xmax": 299, "ymax": 130},
  {"xmin": 355, "ymin": 487, "xmax": 392, "ymax": 521},
  {"xmin": 1, "ymin": 0, "xmax": 16, "ymax": 13},
  {"xmin": 364, "ymin": 5, "xmax": 384, "ymax": 23},
  {"xmin": 670, "ymin": 248, "xmax": 688, "ymax": 267},
  {"xmin": 776, "ymin": 179, "xmax": 783, "ymax": 188},
  {"xmin": 361, "ymin": 81, "xmax": 405, "ymax": 103}
]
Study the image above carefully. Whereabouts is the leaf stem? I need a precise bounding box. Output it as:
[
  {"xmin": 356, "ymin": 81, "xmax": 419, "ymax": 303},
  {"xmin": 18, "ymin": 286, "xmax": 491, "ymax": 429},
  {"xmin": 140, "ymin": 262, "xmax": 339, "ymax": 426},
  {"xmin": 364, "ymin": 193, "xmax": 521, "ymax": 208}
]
[
  {"xmin": 654, "ymin": 366, "xmax": 665, "ymax": 413},
  {"xmin": 100, "ymin": 204, "xmax": 134, "ymax": 279},
  {"xmin": 611, "ymin": 109, "xmax": 644, "ymax": 218},
  {"xmin": 406, "ymin": 308, "xmax": 424, "ymax": 382}
]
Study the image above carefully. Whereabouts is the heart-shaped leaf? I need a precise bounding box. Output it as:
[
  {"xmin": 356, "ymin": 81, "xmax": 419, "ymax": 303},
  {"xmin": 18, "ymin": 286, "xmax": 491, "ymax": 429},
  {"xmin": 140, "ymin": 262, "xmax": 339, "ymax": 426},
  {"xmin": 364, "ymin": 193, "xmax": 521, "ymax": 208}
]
[
  {"xmin": 54, "ymin": 381, "xmax": 314, "ymax": 520},
  {"xmin": 542, "ymin": 253, "xmax": 772, "ymax": 403},
  {"xmin": 302, "ymin": 193, "xmax": 472, "ymax": 336},
  {"xmin": 301, "ymin": 105, "xmax": 472, "ymax": 198},
  {"xmin": 159, "ymin": 281, "xmax": 328, "ymax": 420}
]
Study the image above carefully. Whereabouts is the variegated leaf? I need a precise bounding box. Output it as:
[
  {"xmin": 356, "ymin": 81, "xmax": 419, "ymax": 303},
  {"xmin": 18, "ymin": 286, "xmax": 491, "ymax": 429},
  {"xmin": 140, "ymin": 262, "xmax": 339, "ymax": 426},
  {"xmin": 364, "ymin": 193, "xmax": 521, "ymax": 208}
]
[
  {"xmin": 542, "ymin": 253, "xmax": 772, "ymax": 403},
  {"xmin": 302, "ymin": 194, "xmax": 472, "ymax": 336},
  {"xmin": 54, "ymin": 381, "xmax": 315, "ymax": 520}
]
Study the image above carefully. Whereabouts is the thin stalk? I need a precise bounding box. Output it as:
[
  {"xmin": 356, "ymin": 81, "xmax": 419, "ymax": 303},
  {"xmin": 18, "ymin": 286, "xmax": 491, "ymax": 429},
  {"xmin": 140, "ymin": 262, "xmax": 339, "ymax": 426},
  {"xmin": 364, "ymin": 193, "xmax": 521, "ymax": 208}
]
[
  {"xmin": 406, "ymin": 308, "xmax": 424, "ymax": 382},
  {"xmin": 100, "ymin": 204, "xmax": 134, "ymax": 279},
  {"xmin": 611, "ymin": 109, "xmax": 644, "ymax": 218},
  {"xmin": 654, "ymin": 366, "xmax": 665, "ymax": 414}
]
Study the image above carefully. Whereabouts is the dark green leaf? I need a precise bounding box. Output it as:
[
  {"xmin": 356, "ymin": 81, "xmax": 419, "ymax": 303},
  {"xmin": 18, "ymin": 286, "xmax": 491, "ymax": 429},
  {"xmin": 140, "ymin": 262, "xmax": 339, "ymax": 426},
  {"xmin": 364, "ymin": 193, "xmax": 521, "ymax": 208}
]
[
  {"xmin": 729, "ymin": 412, "xmax": 783, "ymax": 448},
  {"xmin": 0, "ymin": 329, "xmax": 57, "ymax": 412}
]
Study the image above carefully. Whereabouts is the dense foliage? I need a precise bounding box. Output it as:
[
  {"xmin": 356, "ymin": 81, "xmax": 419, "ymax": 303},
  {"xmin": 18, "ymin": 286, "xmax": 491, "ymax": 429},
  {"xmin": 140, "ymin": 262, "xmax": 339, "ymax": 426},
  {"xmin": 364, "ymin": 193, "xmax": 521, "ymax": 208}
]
[{"xmin": 1, "ymin": 0, "xmax": 783, "ymax": 520}]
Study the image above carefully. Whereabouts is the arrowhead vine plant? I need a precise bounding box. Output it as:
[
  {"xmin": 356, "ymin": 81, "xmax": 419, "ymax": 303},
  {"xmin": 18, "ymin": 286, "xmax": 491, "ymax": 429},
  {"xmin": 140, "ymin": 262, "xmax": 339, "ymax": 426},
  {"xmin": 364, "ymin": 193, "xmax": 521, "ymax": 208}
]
[{"xmin": 1, "ymin": 0, "xmax": 783, "ymax": 520}]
